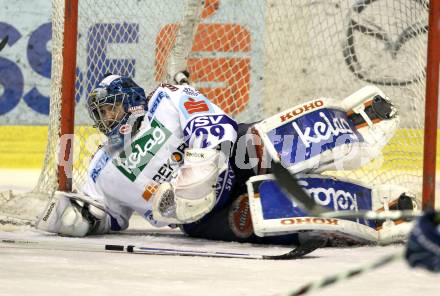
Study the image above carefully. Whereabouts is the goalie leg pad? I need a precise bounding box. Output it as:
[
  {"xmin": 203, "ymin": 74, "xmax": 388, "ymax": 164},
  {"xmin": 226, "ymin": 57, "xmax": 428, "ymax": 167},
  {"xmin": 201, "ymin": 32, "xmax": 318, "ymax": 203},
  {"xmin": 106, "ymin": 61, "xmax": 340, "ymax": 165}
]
[
  {"xmin": 246, "ymin": 174, "xmax": 415, "ymax": 244},
  {"xmin": 253, "ymin": 85, "xmax": 398, "ymax": 174}
]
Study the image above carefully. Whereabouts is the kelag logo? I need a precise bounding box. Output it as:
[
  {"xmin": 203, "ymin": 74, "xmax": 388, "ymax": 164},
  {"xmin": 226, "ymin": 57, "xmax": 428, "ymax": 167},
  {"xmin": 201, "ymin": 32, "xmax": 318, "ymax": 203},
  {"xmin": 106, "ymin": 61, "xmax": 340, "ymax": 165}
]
[{"xmin": 113, "ymin": 118, "xmax": 171, "ymax": 182}]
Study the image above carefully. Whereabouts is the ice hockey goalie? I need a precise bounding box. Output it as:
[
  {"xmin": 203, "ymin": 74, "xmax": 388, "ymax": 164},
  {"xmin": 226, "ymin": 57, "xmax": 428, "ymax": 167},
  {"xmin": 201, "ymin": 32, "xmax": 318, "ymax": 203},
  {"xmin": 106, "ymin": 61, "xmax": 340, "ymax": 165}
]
[{"xmin": 35, "ymin": 75, "xmax": 417, "ymax": 246}]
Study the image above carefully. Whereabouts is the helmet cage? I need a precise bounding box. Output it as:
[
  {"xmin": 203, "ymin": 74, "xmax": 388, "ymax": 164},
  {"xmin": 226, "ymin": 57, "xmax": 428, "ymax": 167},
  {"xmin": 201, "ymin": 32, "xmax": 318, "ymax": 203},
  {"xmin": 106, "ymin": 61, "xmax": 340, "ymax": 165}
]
[
  {"xmin": 87, "ymin": 76, "xmax": 148, "ymax": 147},
  {"xmin": 88, "ymin": 92, "xmax": 130, "ymax": 135}
]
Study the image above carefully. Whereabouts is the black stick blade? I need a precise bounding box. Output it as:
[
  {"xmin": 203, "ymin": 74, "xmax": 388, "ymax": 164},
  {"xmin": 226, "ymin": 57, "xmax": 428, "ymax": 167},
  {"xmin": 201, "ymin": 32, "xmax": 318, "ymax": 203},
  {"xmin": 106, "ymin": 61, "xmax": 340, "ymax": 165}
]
[{"xmin": 0, "ymin": 35, "xmax": 9, "ymax": 52}]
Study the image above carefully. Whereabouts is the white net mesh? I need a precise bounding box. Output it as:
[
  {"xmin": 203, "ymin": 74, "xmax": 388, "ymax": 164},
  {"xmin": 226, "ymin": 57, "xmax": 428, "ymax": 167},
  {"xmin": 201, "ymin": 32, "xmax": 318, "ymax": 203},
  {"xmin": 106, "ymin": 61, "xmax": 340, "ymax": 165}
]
[
  {"xmin": 35, "ymin": 0, "xmax": 66, "ymax": 194},
  {"xmin": 0, "ymin": 0, "xmax": 432, "ymax": 223},
  {"xmin": 0, "ymin": 0, "xmax": 67, "ymax": 224}
]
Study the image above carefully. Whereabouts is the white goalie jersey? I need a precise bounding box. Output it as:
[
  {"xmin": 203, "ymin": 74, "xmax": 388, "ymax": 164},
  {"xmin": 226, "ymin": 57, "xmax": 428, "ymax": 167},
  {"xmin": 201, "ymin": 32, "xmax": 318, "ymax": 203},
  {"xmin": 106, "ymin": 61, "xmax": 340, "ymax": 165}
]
[{"xmin": 82, "ymin": 84, "xmax": 238, "ymax": 230}]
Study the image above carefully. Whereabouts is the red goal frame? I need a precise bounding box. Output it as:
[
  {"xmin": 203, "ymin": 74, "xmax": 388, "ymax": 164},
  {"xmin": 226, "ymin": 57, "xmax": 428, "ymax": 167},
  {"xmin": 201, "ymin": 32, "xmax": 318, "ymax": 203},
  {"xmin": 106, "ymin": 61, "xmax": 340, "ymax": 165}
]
[
  {"xmin": 422, "ymin": 0, "xmax": 440, "ymax": 209},
  {"xmin": 57, "ymin": 0, "xmax": 78, "ymax": 192}
]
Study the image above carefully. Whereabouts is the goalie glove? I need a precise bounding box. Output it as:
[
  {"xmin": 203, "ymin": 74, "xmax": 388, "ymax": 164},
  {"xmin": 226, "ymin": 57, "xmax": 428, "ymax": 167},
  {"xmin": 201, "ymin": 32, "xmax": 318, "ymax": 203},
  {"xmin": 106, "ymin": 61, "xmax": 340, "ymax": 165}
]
[
  {"xmin": 152, "ymin": 148, "xmax": 226, "ymax": 224},
  {"xmin": 36, "ymin": 191, "xmax": 110, "ymax": 237}
]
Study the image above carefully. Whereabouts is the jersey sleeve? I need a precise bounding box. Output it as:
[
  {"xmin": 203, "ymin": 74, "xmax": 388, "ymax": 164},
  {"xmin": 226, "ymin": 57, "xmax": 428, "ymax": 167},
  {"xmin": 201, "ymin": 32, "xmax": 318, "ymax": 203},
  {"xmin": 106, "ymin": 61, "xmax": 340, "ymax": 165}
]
[
  {"xmin": 81, "ymin": 147, "xmax": 133, "ymax": 231},
  {"xmin": 173, "ymin": 85, "xmax": 238, "ymax": 149},
  {"xmin": 82, "ymin": 143, "xmax": 170, "ymax": 230}
]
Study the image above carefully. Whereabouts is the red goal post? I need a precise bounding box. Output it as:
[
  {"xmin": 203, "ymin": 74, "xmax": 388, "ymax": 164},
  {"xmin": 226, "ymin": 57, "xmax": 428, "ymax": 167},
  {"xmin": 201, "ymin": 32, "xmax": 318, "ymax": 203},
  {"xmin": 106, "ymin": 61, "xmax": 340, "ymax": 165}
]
[
  {"xmin": 423, "ymin": 0, "xmax": 440, "ymax": 209},
  {"xmin": 57, "ymin": 0, "xmax": 78, "ymax": 192},
  {"xmin": 21, "ymin": 0, "xmax": 440, "ymax": 217}
]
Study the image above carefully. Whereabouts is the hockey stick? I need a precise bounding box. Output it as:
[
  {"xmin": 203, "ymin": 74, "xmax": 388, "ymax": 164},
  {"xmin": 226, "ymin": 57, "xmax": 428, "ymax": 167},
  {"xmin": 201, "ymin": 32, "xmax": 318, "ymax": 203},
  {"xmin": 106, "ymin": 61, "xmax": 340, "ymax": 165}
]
[
  {"xmin": 271, "ymin": 162, "xmax": 439, "ymax": 294},
  {"xmin": 271, "ymin": 162, "xmax": 327, "ymax": 215},
  {"xmin": 271, "ymin": 161, "xmax": 422, "ymax": 220},
  {"xmin": 0, "ymin": 236, "xmax": 322, "ymax": 260},
  {"xmin": 320, "ymin": 209, "xmax": 422, "ymax": 220},
  {"xmin": 284, "ymin": 250, "xmax": 404, "ymax": 296},
  {"xmin": 166, "ymin": 0, "xmax": 203, "ymax": 85},
  {"xmin": 0, "ymin": 35, "xmax": 8, "ymax": 52},
  {"xmin": 0, "ymin": 214, "xmax": 35, "ymax": 227}
]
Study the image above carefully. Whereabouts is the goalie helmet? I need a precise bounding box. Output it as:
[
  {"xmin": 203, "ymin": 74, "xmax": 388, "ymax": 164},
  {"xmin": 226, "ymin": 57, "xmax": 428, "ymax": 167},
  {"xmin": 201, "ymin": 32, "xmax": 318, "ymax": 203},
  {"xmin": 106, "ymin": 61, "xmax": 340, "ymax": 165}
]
[{"xmin": 87, "ymin": 74, "xmax": 148, "ymax": 147}]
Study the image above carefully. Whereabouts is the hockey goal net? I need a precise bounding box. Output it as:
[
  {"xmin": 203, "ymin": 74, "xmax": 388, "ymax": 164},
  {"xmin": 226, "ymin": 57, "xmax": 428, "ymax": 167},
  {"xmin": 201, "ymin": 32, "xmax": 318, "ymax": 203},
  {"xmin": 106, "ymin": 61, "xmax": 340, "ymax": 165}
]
[{"xmin": 1, "ymin": 0, "xmax": 438, "ymax": 223}]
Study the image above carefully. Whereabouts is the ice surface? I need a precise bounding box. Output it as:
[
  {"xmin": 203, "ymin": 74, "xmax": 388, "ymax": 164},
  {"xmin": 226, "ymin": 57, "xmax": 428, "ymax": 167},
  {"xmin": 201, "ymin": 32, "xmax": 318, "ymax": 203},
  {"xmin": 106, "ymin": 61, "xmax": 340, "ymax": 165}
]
[{"xmin": 0, "ymin": 170, "xmax": 439, "ymax": 296}]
